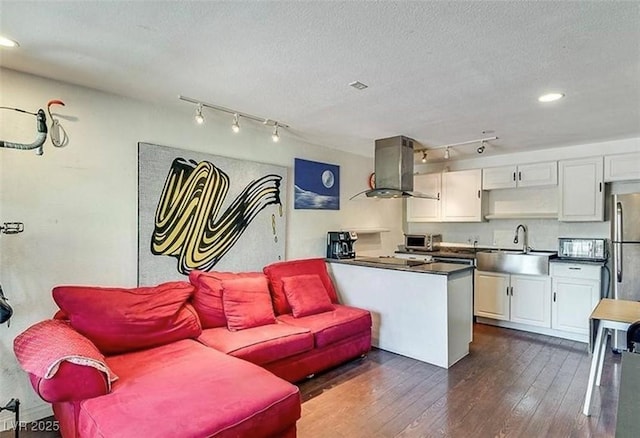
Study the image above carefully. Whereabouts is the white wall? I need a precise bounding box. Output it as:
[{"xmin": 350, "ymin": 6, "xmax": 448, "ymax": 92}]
[
  {"xmin": 0, "ymin": 68, "xmax": 403, "ymax": 426},
  {"xmin": 407, "ymin": 137, "xmax": 640, "ymax": 250}
]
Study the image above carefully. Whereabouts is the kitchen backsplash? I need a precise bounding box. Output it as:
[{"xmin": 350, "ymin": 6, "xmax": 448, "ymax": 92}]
[{"xmin": 407, "ymin": 219, "xmax": 608, "ymax": 251}]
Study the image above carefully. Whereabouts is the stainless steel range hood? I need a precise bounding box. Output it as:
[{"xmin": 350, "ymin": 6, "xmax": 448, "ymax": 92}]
[{"xmin": 351, "ymin": 135, "xmax": 439, "ymax": 199}]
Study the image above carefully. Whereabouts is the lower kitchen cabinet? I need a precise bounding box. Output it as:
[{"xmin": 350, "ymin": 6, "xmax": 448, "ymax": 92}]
[
  {"xmin": 475, "ymin": 263, "xmax": 603, "ymax": 342},
  {"xmin": 510, "ymin": 275, "xmax": 552, "ymax": 327},
  {"xmin": 550, "ymin": 262, "xmax": 602, "ymax": 339},
  {"xmin": 474, "ymin": 271, "xmax": 510, "ymax": 321},
  {"xmin": 474, "ymin": 271, "xmax": 551, "ymax": 328}
]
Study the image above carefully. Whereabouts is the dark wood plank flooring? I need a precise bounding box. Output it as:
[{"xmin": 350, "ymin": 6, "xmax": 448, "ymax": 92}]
[
  {"xmin": 296, "ymin": 323, "xmax": 620, "ymax": 438},
  {"xmin": 0, "ymin": 324, "xmax": 621, "ymax": 437}
]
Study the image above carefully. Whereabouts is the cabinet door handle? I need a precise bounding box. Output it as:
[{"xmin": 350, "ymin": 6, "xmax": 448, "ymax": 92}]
[
  {"xmin": 518, "ymin": 171, "xmax": 522, "ymax": 181},
  {"xmin": 568, "ymin": 267, "xmax": 582, "ymax": 270},
  {"xmin": 599, "ymin": 182, "xmax": 603, "ymax": 193},
  {"xmin": 477, "ymin": 190, "xmax": 481, "ymax": 199},
  {"xmin": 513, "ymin": 172, "xmax": 517, "ymax": 182},
  {"xmin": 506, "ymin": 286, "xmax": 510, "ymax": 296},
  {"xmin": 510, "ymin": 286, "xmax": 514, "ymax": 296},
  {"xmin": 553, "ymin": 292, "xmax": 556, "ymax": 302}
]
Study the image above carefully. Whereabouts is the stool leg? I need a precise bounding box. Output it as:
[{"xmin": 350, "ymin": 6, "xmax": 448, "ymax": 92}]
[
  {"xmin": 595, "ymin": 328, "xmax": 608, "ymax": 386},
  {"xmin": 583, "ymin": 323, "xmax": 605, "ymax": 416}
]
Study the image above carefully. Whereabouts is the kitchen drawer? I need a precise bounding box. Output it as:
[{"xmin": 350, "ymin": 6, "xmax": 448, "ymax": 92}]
[{"xmin": 550, "ymin": 262, "xmax": 601, "ymax": 280}]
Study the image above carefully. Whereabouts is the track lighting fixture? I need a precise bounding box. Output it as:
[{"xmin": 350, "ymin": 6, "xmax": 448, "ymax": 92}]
[
  {"xmin": 194, "ymin": 104, "xmax": 205, "ymax": 125},
  {"xmin": 414, "ymin": 136, "xmax": 497, "ymax": 162},
  {"xmin": 180, "ymin": 95, "xmax": 289, "ymax": 141},
  {"xmin": 232, "ymin": 113, "xmax": 240, "ymax": 133}
]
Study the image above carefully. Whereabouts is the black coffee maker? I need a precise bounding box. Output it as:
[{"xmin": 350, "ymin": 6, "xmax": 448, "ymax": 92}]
[{"xmin": 326, "ymin": 231, "xmax": 358, "ymax": 259}]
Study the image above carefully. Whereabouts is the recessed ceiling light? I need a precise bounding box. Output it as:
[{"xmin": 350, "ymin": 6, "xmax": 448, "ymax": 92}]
[
  {"xmin": 349, "ymin": 81, "xmax": 368, "ymax": 90},
  {"xmin": 538, "ymin": 93, "xmax": 565, "ymax": 103},
  {"xmin": 0, "ymin": 35, "xmax": 19, "ymax": 48}
]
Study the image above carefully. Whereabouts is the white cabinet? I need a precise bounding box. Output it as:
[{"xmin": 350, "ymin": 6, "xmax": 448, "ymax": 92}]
[
  {"xmin": 406, "ymin": 173, "xmax": 441, "ymax": 222},
  {"xmin": 482, "ymin": 162, "xmax": 557, "ymax": 190},
  {"xmin": 407, "ymin": 169, "xmax": 483, "ymax": 222},
  {"xmin": 482, "ymin": 165, "xmax": 518, "ymax": 190},
  {"xmin": 550, "ymin": 263, "xmax": 602, "ymax": 340},
  {"xmin": 604, "ymin": 152, "xmax": 640, "ymax": 182},
  {"xmin": 474, "ymin": 271, "xmax": 510, "ymax": 320},
  {"xmin": 510, "ymin": 275, "xmax": 552, "ymax": 328},
  {"xmin": 558, "ymin": 157, "xmax": 604, "ymax": 222},
  {"xmin": 474, "ymin": 271, "xmax": 551, "ymax": 328},
  {"xmin": 442, "ymin": 169, "xmax": 484, "ymax": 222}
]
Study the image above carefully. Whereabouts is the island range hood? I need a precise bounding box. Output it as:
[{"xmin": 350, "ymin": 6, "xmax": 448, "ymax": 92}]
[{"xmin": 353, "ymin": 135, "xmax": 439, "ymax": 199}]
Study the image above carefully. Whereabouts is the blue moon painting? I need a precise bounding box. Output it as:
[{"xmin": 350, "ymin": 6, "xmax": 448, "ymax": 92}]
[{"xmin": 294, "ymin": 158, "xmax": 340, "ymax": 210}]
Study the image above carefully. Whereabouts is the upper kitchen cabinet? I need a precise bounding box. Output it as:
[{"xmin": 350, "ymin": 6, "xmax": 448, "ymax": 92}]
[
  {"xmin": 407, "ymin": 169, "xmax": 484, "ymax": 222},
  {"xmin": 604, "ymin": 152, "xmax": 640, "ymax": 182},
  {"xmin": 482, "ymin": 162, "xmax": 557, "ymax": 190},
  {"xmin": 558, "ymin": 157, "xmax": 604, "ymax": 222},
  {"xmin": 406, "ymin": 172, "xmax": 441, "ymax": 222},
  {"xmin": 442, "ymin": 169, "xmax": 484, "ymax": 222}
]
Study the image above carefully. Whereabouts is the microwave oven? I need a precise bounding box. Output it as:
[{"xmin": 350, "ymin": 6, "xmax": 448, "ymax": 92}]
[
  {"xmin": 558, "ymin": 238, "xmax": 607, "ymax": 261},
  {"xmin": 405, "ymin": 234, "xmax": 442, "ymax": 252}
]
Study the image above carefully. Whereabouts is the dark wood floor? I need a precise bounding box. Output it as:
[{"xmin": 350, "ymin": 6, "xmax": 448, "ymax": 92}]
[
  {"xmin": 1, "ymin": 324, "xmax": 621, "ymax": 438},
  {"xmin": 296, "ymin": 323, "xmax": 620, "ymax": 438}
]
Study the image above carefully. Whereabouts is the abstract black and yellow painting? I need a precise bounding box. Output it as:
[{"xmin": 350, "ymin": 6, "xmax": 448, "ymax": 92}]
[{"xmin": 138, "ymin": 143, "xmax": 286, "ymax": 285}]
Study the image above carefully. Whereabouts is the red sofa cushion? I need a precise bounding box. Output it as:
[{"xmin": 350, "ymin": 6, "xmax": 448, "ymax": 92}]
[
  {"xmin": 264, "ymin": 258, "xmax": 339, "ymax": 315},
  {"xmin": 52, "ymin": 282, "xmax": 201, "ymax": 355},
  {"xmin": 189, "ymin": 270, "xmax": 264, "ymax": 328},
  {"xmin": 282, "ymin": 274, "xmax": 335, "ymax": 317},
  {"xmin": 277, "ymin": 304, "xmax": 372, "ymax": 349},
  {"xmin": 221, "ymin": 276, "xmax": 276, "ymax": 331},
  {"xmin": 198, "ymin": 323, "xmax": 313, "ymax": 365},
  {"xmin": 79, "ymin": 340, "xmax": 300, "ymax": 438}
]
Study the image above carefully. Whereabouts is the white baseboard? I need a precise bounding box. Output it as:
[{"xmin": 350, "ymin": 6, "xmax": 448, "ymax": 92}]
[
  {"xmin": 476, "ymin": 317, "xmax": 589, "ymax": 343},
  {"xmin": 0, "ymin": 402, "xmax": 53, "ymax": 432}
]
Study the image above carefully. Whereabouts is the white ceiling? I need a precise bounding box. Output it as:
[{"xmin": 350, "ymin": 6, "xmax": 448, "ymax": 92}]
[{"xmin": 1, "ymin": 1, "xmax": 639, "ymax": 158}]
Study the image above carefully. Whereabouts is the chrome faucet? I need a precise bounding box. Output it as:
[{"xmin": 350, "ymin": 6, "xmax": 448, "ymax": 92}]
[{"xmin": 513, "ymin": 224, "xmax": 529, "ymax": 253}]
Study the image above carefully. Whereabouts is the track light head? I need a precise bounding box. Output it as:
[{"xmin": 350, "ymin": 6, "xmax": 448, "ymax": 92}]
[
  {"xmin": 194, "ymin": 104, "xmax": 205, "ymax": 125},
  {"xmin": 272, "ymin": 124, "xmax": 280, "ymax": 142},
  {"xmin": 232, "ymin": 113, "xmax": 240, "ymax": 133},
  {"xmin": 444, "ymin": 147, "xmax": 450, "ymax": 160},
  {"xmin": 421, "ymin": 151, "xmax": 427, "ymax": 163},
  {"xmin": 477, "ymin": 141, "xmax": 486, "ymax": 154}
]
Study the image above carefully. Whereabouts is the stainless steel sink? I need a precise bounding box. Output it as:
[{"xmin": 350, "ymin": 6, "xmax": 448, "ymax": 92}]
[{"xmin": 476, "ymin": 250, "xmax": 557, "ymax": 275}]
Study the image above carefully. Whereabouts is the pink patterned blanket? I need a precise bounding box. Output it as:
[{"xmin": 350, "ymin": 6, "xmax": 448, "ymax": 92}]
[{"xmin": 14, "ymin": 319, "xmax": 118, "ymax": 389}]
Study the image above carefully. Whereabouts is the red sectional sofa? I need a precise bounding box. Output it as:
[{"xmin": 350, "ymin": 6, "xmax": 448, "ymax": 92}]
[{"xmin": 13, "ymin": 258, "xmax": 372, "ymax": 438}]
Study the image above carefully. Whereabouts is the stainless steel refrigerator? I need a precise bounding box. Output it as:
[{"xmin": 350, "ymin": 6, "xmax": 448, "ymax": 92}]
[{"xmin": 612, "ymin": 193, "xmax": 640, "ymax": 351}]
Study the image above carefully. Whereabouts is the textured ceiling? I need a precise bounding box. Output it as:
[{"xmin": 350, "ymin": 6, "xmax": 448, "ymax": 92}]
[{"xmin": 1, "ymin": 1, "xmax": 639, "ymax": 158}]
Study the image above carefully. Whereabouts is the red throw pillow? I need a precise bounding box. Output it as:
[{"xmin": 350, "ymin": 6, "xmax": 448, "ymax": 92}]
[
  {"xmin": 281, "ymin": 274, "xmax": 335, "ymax": 318},
  {"xmin": 221, "ymin": 276, "xmax": 276, "ymax": 331},
  {"xmin": 263, "ymin": 258, "xmax": 339, "ymax": 315},
  {"xmin": 189, "ymin": 270, "xmax": 264, "ymax": 328},
  {"xmin": 52, "ymin": 282, "xmax": 201, "ymax": 355}
]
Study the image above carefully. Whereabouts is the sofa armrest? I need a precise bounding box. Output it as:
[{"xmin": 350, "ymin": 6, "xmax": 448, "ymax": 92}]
[{"xmin": 14, "ymin": 319, "xmax": 117, "ymax": 402}]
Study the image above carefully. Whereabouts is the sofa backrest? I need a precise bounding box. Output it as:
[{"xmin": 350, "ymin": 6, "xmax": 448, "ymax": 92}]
[
  {"xmin": 52, "ymin": 282, "xmax": 201, "ymax": 355},
  {"xmin": 263, "ymin": 258, "xmax": 339, "ymax": 315},
  {"xmin": 188, "ymin": 270, "xmax": 266, "ymax": 329}
]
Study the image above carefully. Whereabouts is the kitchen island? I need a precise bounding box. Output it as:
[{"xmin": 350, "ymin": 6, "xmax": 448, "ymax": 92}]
[{"xmin": 327, "ymin": 257, "xmax": 474, "ymax": 368}]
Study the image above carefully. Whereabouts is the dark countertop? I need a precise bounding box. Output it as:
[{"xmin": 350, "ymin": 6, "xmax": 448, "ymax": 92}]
[
  {"xmin": 396, "ymin": 246, "xmax": 561, "ymax": 261},
  {"xmin": 550, "ymin": 258, "xmax": 607, "ymax": 266},
  {"xmin": 327, "ymin": 257, "xmax": 475, "ymax": 276},
  {"xmin": 396, "ymin": 249, "xmax": 477, "ymax": 260}
]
